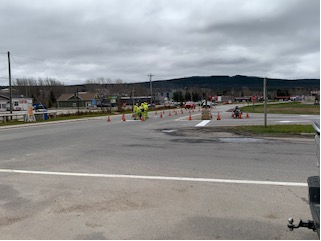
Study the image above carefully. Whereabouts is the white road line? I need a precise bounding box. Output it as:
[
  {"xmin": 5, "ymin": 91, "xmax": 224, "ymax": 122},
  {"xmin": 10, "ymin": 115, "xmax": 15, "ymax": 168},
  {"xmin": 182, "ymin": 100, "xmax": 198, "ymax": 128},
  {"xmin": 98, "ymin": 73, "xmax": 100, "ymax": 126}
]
[
  {"xmin": 195, "ymin": 120, "xmax": 211, "ymax": 127},
  {"xmin": 0, "ymin": 169, "xmax": 307, "ymax": 187}
]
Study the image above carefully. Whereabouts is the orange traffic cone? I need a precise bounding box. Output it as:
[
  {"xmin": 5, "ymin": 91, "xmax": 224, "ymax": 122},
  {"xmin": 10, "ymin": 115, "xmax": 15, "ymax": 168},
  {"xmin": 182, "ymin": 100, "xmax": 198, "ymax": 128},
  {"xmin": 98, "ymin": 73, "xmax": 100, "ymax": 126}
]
[
  {"xmin": 246, "ymin": 112, "xmax": 250, "ymax": 118},
  {"xmin": 188, "ymin": 113, "xmax": 192, "ymax": 120},
  {"xmin": 107, "ymin": 116, "xmax": 111, "ymax": 122},
  {"xmin": 217, "ymin": 112, "xmax": 221, "ymax": 120},
  {"xmin": 160, "ymin": 112, "xmax": 163, "ymax": 118},
  {"xmin": 238, "ymin": 112, "xmax": 242, "ymax": 119},
  {"xmin": 122, "ymin": 113, "xmax": 126, "ymax": 121},
  {"xmin": 141, "ymin": 115, "xmax": 145, "ymax": 121}
]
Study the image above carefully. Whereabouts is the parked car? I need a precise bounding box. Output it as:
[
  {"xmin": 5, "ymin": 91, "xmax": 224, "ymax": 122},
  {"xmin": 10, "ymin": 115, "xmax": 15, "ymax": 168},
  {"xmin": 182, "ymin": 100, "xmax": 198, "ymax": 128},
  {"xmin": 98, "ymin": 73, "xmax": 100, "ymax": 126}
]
[
  {"xmin": 184, "ymin": 101, "xmax": 196, "ymax": 109},
  {"xmin": 33, "ymin": 104, "xmax": 47, "ymax": 112}
]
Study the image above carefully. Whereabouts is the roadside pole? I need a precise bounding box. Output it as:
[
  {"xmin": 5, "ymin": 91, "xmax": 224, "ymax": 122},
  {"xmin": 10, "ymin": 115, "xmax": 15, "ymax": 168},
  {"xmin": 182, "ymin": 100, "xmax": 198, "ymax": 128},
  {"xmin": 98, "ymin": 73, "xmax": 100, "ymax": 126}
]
[
  {"xmin": 264, "ymin": 77, "xmax": 267, "ymax": 127},
  {"xmin": 148, "ymin": 73, "xmax": 154, "ymax": 106},
  {"xmin": 7, "ymin": 51, "xmax": 13, "ymax": 118}
]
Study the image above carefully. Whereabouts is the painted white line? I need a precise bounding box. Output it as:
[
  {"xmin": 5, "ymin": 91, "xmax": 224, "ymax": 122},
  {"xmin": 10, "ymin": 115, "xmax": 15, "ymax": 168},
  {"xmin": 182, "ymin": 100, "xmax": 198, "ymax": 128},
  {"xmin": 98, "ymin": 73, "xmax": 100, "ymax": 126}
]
[
  {"xmin": 195, "ymin": 120, "xmax": 211, "ymax": 127},
  {"xmin": 0, "ymin": 169, "xmax": 307, "ymax": 187}
]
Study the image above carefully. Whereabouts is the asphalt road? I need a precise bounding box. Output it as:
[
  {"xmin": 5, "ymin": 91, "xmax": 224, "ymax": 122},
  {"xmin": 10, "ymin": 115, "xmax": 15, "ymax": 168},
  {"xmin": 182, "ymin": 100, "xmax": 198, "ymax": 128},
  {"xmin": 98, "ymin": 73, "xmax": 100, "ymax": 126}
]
[{"xmin": 0, "ymin": 106, "xmax": 319, "ymax": 239}]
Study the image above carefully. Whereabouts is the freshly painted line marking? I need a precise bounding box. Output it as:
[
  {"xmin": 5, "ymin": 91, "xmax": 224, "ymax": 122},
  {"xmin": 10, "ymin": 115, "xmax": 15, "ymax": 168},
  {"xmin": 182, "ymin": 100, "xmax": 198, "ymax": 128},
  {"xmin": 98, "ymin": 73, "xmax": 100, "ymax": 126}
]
[
  {"xmin": 196, "ymin": 120, "xmax": 211, "ymax": 127},
  {"xmin": 0, "ymin": 169, "xmax": 307, "ymax": 187}
]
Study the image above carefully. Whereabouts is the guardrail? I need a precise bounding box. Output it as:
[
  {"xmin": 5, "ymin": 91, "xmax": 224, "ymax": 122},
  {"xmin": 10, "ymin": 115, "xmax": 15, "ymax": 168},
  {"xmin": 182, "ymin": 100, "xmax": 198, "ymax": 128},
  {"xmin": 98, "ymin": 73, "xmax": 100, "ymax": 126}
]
[{"xmin": 0, "ymin": 111, "xmax": 57, "ymax": 123}]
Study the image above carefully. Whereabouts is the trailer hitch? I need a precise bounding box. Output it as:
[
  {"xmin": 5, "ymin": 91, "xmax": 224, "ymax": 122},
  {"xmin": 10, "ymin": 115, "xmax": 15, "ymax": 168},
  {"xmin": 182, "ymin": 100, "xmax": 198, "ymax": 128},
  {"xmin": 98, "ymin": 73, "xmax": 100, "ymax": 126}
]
[{"xmin": 288, "ymin": 217, "xmax": 316, "ymax": 232}]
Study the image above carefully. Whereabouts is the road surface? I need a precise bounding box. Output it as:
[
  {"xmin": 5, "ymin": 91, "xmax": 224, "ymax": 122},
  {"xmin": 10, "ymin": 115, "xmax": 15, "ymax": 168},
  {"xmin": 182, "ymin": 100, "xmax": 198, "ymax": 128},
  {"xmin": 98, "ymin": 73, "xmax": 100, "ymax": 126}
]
[{"xmin": 0, "ymin": 106, "xmax": 319, "ymax": 239}]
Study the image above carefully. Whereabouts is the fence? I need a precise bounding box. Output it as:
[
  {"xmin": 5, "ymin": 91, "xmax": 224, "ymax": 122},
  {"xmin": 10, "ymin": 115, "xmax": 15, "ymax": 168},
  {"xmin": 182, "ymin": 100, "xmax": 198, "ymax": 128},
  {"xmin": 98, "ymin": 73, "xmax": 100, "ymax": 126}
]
[{"xmin": 0, "ymin": 111, "xmax": 57, "ymax": 123}]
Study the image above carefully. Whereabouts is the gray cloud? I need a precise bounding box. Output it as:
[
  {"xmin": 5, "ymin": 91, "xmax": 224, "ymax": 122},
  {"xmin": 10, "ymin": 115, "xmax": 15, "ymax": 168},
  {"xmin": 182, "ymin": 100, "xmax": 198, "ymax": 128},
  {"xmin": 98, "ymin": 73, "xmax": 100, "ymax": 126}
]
[{"xmin": 0, "ymin": 0, "xmax": 319, "ymax": 85}]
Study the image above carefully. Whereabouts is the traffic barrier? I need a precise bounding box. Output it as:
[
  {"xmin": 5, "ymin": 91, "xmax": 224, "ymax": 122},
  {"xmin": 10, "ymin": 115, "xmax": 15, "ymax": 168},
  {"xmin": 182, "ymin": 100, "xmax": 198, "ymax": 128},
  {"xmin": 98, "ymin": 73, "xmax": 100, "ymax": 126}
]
[{"xmin": 217, "ymin": 112, "xmax": 221, "ymax": 120}]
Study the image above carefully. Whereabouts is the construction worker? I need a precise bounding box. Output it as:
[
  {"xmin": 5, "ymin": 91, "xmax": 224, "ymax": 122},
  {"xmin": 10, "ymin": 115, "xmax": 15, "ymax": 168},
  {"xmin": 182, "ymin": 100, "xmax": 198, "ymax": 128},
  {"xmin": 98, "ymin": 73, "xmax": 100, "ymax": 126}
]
[
  {"xmin": 134, "ymin": 104, "xmax": 141, "ymax": 120},
  {"xmin": 139, "ymin": 102, "xmax": 144, "ymax": 119},
  {"xmin": 143, "ymin": 102, "xmax": 149, "ymax": 119}
]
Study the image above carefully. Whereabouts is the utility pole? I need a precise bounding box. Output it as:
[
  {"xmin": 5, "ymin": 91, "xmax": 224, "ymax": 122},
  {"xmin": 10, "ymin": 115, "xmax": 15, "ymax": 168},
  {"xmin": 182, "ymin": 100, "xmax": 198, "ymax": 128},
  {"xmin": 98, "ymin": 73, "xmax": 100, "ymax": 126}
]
[
  {"xmin": 7, "ymin": 51, "xmax": 13, "ymax": 116},
  {"xmin": 263, "ymin": 77, "xmax": 267, "ymax": 127},
  {"xmin": 76, "ymin": 88, "xmax": 80, "ymax": 115},
  {"xmin": 132, "ymin": 89, "xmax": 135, "ymax": 111},
  {"xmin": 148, "ymin": 73, "xmax": 154, "ymax": 106}
]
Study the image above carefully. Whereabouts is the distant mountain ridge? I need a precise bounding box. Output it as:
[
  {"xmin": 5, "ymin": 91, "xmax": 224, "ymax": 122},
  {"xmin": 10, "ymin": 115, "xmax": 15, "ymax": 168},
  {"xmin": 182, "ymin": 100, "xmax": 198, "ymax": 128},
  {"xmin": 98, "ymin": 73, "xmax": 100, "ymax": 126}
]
[{"xmin": 137, "ymin": 75, "xmax": 320, "ymax": 91}]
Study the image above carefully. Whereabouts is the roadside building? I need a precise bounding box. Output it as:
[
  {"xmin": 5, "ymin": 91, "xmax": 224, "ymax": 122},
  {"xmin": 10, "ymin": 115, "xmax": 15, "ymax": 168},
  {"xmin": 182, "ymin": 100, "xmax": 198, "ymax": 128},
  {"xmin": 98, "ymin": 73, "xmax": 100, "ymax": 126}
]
[
  {"xmin": 57, "ymin": 92, "xmax": 98, "ymax": 108},
  {"xmin": 235, "ymin": 96, "xmax": 252, "ymax": 102},
  {"xmin": 0, "ymin": 94, "xmax": 33, "ymax": 111},
  {"xmin": 275, "ymin": 96, "xmax": 291, "ymax": 101},
  {"xmin": 0, "ymin": 94, "xmax": 8, "ymax": 111},
  {"xmin": 155, "ymin": 91, "xmax": 174, "ymax": 104}
]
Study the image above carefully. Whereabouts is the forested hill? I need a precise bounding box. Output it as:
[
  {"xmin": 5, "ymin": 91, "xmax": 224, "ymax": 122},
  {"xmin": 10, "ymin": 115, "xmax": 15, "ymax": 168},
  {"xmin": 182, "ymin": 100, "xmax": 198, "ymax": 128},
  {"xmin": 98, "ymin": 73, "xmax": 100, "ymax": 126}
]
[{"xmin": 144, "ymin": 75, "xmax": 320, "ymax": 91}]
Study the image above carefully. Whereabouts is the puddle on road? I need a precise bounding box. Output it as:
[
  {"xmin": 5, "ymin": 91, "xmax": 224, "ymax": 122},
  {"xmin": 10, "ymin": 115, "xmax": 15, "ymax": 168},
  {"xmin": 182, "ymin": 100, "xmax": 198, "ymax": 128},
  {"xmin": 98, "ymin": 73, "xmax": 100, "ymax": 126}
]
[
  {"xmin": 162, "ymin": 129, "xmax": 177, "ymax": 133},
  {"xmin": 219, "ymin": 137, "xmax": 263, "ymax": 143},
  {"xmin": 169, "ymin": 137, "xmax": 264, "ymax": 144}
]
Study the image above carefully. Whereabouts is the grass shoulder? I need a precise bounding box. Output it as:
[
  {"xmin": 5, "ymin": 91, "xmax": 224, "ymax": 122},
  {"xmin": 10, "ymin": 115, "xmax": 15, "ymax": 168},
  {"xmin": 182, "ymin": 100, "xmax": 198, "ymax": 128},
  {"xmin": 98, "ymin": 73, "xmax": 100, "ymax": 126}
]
[
  {"xmin": 240, "ymin": 101, "xmax": 320, "ymax": 115},
  {"xmin": 208, "ymin": 124, "xmax": 315, "ymax": 137}
]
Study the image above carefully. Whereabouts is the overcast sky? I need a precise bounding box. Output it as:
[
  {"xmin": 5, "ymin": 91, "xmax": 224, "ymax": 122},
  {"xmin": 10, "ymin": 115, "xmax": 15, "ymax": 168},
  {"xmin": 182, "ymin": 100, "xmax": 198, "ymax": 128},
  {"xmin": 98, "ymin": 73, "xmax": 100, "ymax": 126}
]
[{"xmin": 0, "ymin": 0, "xmax": 319, "ymax": 85}]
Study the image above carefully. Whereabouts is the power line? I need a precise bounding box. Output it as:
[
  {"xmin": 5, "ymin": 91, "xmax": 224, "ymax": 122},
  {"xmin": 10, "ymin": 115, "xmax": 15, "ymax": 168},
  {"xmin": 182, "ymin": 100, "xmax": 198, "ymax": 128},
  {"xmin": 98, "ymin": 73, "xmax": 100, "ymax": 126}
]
[{"xmin": 11, "ymin": 54, "xmax": 69, "ymax": 64}]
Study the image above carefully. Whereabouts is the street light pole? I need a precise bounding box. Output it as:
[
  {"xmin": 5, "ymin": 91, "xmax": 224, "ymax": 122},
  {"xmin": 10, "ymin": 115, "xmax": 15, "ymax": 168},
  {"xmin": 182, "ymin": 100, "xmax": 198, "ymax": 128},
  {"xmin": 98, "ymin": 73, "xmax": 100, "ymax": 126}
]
[
  {"xmin": 264, "ymin": 77, "xmax": 267, "ymax": 127},
  {"xmin": 76, "ymin": 88, "xmax": 80, "ymax": 115},
  {"xmin": 7, "ymin": 51, "xmax": 12, "ymax": 116},
  {"xmin": 148, "ymin": 73, "xmax": 154, "ymax": 105}
]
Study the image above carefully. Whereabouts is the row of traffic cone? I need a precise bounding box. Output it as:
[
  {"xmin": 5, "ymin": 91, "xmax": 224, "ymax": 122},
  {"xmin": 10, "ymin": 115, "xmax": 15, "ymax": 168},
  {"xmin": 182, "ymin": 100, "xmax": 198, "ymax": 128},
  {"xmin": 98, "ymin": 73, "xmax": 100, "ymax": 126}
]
[{"xmin": 107, "ymin": 110, "xmax": 247, "ymax": 122}]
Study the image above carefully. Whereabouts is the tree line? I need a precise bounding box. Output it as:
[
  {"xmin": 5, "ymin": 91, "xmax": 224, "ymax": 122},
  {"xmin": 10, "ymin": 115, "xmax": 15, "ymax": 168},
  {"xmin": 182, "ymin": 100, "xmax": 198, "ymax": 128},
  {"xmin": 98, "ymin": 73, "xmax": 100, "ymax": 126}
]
[{"xmin": 8, "ymin": 76, "xmax": 316, "ymax": 108}]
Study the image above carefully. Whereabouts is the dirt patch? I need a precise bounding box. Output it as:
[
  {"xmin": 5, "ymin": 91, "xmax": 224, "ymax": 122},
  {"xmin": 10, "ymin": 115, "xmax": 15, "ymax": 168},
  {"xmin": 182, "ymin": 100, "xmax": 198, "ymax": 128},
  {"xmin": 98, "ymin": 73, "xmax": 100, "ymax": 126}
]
[{"xmin": 0, "ymin": 216, "xmax": 29, "ymax": 226}]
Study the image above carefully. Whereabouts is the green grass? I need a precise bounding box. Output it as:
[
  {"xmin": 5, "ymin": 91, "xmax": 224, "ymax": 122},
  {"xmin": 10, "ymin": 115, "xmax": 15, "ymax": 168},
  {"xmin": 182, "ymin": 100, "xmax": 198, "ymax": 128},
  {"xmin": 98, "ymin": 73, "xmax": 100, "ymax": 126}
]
[
  {"xmin": 0, "ymin": 111, "xmax": 111, "ymax": 126},
  {"xmin": 233, "ymin": 124, "xmax": 315, "ymax": 135},
  {"xmin": 241, "ymin": 102, "xmax": 320, "ymax": 115}
]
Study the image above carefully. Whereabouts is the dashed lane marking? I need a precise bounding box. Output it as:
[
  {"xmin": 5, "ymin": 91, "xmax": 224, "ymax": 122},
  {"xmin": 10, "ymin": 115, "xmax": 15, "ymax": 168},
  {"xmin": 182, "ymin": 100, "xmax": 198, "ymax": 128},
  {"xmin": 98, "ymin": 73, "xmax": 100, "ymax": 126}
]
[{"xmin": 195, "ymin": 120, "xmax": 211, "ymax": 127}]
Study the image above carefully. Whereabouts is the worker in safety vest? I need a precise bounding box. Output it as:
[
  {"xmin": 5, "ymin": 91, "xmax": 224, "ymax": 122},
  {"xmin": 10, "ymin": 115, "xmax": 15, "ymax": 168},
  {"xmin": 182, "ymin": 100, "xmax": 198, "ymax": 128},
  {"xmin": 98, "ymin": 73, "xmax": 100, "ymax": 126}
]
[
  {"xmin": 134, "ymin": 104, "xmax": 141, "ymax": 120},
  {"xmin": 143, "ymin": 102, "xmax": 149, "ymax": 119}
]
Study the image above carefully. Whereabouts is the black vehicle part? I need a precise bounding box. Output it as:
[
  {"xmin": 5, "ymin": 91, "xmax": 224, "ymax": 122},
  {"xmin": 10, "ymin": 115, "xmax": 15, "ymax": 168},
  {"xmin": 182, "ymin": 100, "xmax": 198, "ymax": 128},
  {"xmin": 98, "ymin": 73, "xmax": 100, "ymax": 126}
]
[
  {"xmin": 287, "ymin": 176, "xmax": 320, "ymax": 237},
  {"xmin": 287, "ymin": 218, "xmax": 316, "ymax": 231},
  {"xmin": 308, "ymin": 176, "xmax": 320, "ymax": 237}
]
